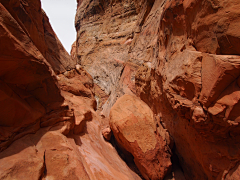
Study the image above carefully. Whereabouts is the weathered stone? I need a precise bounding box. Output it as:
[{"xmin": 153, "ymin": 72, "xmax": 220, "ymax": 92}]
[
  {"xmin": 110, "ymin": 94, "xmax": 172, "ymax": 180},
  {"xmin": 0, "ymin": 1, "xmax": 143, "ymax": 179},
  {"xmin": 102, "ymin": 127, "xmax": 112, "ymax": 141},
  {"xmin": 2, "ymin": 0, "xmax": 240, "ymax": 179},
  {"xmin": 0, "ymin": 1, "xmax": 63, "ymax": 152},
  {"xmin": 134, "ymin": 0, "xmax": 240, "ymax": 179}
]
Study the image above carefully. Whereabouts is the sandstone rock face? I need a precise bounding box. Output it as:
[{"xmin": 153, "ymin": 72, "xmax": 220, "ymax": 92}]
[
  {"xmin": 134, "ymin": 0, "xmax": 240, "ymax": 179},
  {"xmin": 0, "ymin": 0, "xmax": 77, "ymax": 152},
  {"xmin": 0, "ymin": 0, "xmax": 64, "ymax": 152},
  {"xmin": 0, "ymin": 1, "xmax": 142, "ymax": 180},
  {"xmin": 110, "ymin": 94, "xmax": 172, "ymax": 180},
  {"xmin": 1, "ymin": 0, "xmax": 76, "ymax": 74},
  {"xmin": 74, "ymin": 0, "xmax": 166, "ymax": 117},
  {"xmin": 75, "ymin": 0, "xmax": 147, "ymax": 116},
  {"xmin": 2, "ymin": 0, "xmax": 240, "ymax": 179},
  {"xmin": 76, "ymin": 0, "xmax": 240, "ymax": 179}
]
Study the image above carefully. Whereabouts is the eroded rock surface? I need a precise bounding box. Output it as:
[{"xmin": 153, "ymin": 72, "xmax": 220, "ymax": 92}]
[
  {"xmin": 75, "ymin": 0, "xmax": 155, "ymax": 116},
  {"xmin": 110, "ymin": 94, "xmax": 172, "ymax": 180},
  {"xmin": 75, "ymin": 0, "xmax": 240, "ymax": 179},
  {"xmin": 2, "ymin": 0, "xmax": 240, "ymax": 179},
  {"xmin": 0, "ymin": 0, "xmax": 64, "ymax": 152},
  {"xmin": 0, "ymin": 1, "xmax": 142, "ymax": 180},
  {"xmin": 134, "ymin": 0, "xmax": 240, "ymax": 179}
]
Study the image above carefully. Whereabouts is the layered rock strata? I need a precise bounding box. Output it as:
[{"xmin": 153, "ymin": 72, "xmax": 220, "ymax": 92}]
[
  {"xmin": 134, "ymin": 0, "xmax": 240, "ymax": 179},
  {"xmin": 76, "ymin": 0, "xmax": 240, "ymax": 179},
  {"xmin": 1, "ymin": 0, "xmax": 240, "ymax": 180},
  {"xmin": 0, "ymin": 1, "xmax": 142, "ymax": 179},
  {"xmin": 75, "ymin": 0, "xmax": 151, "ymax": 116}
]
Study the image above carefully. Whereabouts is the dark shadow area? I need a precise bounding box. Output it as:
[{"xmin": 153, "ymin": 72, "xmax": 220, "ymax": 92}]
[
  {"xmin": 110, "ymin": 135, "xmax": 146, "ymax": 180},
  {"xmin": 164, "ymin": 145, "xmax": 186, "ymax": 180}
]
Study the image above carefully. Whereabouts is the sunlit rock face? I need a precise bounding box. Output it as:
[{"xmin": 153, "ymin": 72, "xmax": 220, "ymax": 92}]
[
  {"xmin": 75, "ymin": 0, "xmax": 156, "ymax": 117},
  {"xmin": 110, "ymin": 94, "xmax": 172, "ymax": 180},
  {"xmin": 0, "ymin": 1, "xmax": 142, "ymax": 180},
  {"xmin": 76, "ymin": 0, "xmax": 240, "ymax": 179},
  {"xmin": 1, "ymin": 0, "xmax": 240, "ymax": 179}
]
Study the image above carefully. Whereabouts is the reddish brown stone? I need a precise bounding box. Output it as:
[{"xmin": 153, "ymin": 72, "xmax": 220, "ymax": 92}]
[
  {"xmin": 133, "ymin": 0, "xmax": 240, "ymax": 179},
  {"xmin": 102, "ymin": 127, "xmax": 112, "ymax": 141},
  {"xmin": 110, "ymin": 94, "xmax": 172, "ymax": 180},
  {"xmin": 0, "ymin": 1, "xmax": 63, "ymax": 152},
  {"xmin": 0, "ymin": 1, "xmax": 143, "ymax": 179},
  {"xmin": 2, "ymin": 0, "xmax": 240, "ymax": 179}
]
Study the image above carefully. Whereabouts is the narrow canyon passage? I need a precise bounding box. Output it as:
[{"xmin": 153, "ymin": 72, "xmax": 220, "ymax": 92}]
[{"xmin": 0, "ymin": 0, "xmax": 240, "ymax": 180}]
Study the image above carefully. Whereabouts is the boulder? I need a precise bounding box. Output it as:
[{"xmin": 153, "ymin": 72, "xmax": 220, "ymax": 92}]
[{"xmin": 110, "ymin": 94, "xmax": 172, "ymax": 180}]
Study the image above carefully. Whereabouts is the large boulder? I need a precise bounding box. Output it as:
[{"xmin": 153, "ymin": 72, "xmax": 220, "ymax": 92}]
[{"xmin": 110, "ymin": 94, "xmax": 172, "ymax": 180}]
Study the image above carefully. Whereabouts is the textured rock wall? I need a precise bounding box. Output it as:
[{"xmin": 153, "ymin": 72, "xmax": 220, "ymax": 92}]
[
  {"xmin": 76, "ymin": 0, "xmax": 240, "ymax": 179},
  {"xmin": 0, "ymin": 0, "xmax": 64, "ymax": 152},
  {"xmin": 75, "ymin": 0, "xmax": 149, "ymax": 116},
  {"xmin": 0, "ymin": 1, "xmax": 143, "ymax": 179},
  {"xmin": 1, "ymin": 0, "xmax": 77, "ymax": 74},
  {"xmin": 1, "ymin": 0, "xmax": 240, "ymax": 179},
  {"xmin": 134, "ymin": 0, "xmax": 240, "ymax": 179},
  {"xmin": 74, "ymin": 0, "xmax": 168, "ymax": 116}
]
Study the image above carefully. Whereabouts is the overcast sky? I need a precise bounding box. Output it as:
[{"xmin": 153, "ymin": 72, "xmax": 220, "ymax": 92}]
[{"xmin": 41, "ymin": 0, "xmax": 77, "ymax": 54}]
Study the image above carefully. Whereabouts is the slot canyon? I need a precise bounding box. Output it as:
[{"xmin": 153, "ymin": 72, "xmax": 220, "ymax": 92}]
[{"xmin": 0, "ymin": 0, "xmax": 240, "ymax": 179}]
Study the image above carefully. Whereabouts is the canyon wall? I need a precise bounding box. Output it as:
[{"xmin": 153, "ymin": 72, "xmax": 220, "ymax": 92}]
[
  {"xmin": 0, "ymin": 1, "xmax": 142, "ymax": 179},
  {"xmin": 0, "ymin": 0, "xmax": 240, "ymax": 179},
  {"xmin": 75, "ymin": 0, "xmax": 154, "ymax": 116},
  {"xmin": 133, "ymin": 0, "xmax": 240, "ymax": 179},
  {"xmin": 75, "ymin": 0, "xmax": 240, "ymax": 179}
]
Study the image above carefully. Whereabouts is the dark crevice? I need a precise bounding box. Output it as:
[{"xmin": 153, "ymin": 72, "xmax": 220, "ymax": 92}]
[
  {"xmin": 109, "ymin": 135, "xmax": 145, "ymax": 180},
  {"xmin": 163, "ymin": 145, "xmax": 186, "ymax": 180},
  {"xmin": 171, "ymin": 146, "xmax": 184, "ymax": 173},
  {"xmin": 139, "ymin": 0, "xmax": 155, "ymax": 27},
  {"xmin": 119, "ymin": 65, "xmax": 125, "ymax": 78},
  {"xmin": 39, "ymin": 150, "xmax": 47, "ymax": 180}
]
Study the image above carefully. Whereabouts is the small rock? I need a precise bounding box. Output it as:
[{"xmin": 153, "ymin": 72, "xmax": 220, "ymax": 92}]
[{"xmin": 102, "ymin": 127, "xmax": 112, "ymax": 141}]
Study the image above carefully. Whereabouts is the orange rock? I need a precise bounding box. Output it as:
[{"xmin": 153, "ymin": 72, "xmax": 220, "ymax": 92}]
[
  {"xmin": 63, "ymin": 92, "xmax": 142, "ymax": 180},
  {"xmin": 0, "ymin": 1, "xmax": 143, "ymax": 179},
  {"xmin": 110, "ymin": 94, "xmax": 172, "ymax": 180},
  {"xmin": 1, "ymin": 0, "xmax": 76, "ymax": 74},
  {"xmin": 134, "ymin": 0, "xmax": 240, "ymax": 179},
  {"xmin": 102, "ymin": 127, "xmax": 112, "ymax": 141},
  {"xmin": 2, "ymin": 0, "xmax": 240, "ymax": 179},
  {"xmin": 0, "ymin": 1, "xmax": 63, "ymax": 152},
  {"xmin": 0, "ymin": 135, "xmax": 44, "ymax": 180}
]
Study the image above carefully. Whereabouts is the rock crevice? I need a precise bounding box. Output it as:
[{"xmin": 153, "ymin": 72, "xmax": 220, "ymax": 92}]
[{"xmin": 1, "ymin": 0, "xmax": 240, "ymax": 179}]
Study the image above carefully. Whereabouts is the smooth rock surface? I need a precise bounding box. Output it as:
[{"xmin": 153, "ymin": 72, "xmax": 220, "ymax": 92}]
[
  {"xmin": 0, "ymin": 1, "xmax": 143, "ymax": 180},
  {"xmin": 0, "ymin": 0, "xmax": 64, "ymax": 152}
]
